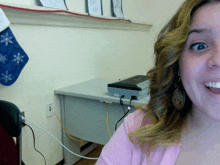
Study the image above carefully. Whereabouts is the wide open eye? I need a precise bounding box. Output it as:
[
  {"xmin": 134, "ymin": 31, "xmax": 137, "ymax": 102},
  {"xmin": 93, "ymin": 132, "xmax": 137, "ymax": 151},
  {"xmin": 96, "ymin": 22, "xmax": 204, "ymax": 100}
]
[{"xmin": 190, "ymin": 42, "xmax": 208, "ymax": 50}]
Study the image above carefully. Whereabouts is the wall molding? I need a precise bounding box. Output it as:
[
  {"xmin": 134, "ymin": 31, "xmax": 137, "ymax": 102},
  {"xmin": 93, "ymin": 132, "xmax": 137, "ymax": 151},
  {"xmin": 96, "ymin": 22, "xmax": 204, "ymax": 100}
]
[{"xmin": 1, "ymin": 4, "xmax": 152, "ymax": 32}]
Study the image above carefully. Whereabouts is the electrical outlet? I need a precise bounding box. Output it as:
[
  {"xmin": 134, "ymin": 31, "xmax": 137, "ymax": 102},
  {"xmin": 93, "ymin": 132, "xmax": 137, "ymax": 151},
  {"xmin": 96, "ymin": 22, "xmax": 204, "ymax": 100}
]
[
  {"xmin": 21, "ymin": 111, "xmax": 25, "ymax": 126},
  {"xmin": 46, "ymin": 103, "xmax": 54, "ymax": 118}
]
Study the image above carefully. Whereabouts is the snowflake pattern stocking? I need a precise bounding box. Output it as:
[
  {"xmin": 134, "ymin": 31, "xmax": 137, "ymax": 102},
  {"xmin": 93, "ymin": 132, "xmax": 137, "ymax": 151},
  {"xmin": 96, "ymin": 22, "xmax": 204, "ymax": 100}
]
[{"xmin": 0, "ymin": 27, "xmax": 29, "ymax": 86}]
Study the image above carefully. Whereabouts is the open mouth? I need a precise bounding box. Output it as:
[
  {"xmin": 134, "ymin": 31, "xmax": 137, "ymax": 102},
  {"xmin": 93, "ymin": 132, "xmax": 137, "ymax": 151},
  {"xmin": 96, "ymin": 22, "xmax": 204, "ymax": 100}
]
[{"xmin": 206, "ymin": 86, "xmax": 220, "ymax": 94}]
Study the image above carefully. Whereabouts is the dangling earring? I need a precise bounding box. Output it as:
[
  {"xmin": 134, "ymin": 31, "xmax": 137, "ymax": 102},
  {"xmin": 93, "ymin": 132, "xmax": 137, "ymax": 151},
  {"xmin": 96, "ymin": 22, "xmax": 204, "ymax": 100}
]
[{"xmin": 172, "ymin": 74, "xmax": 185, "ymax": 110}]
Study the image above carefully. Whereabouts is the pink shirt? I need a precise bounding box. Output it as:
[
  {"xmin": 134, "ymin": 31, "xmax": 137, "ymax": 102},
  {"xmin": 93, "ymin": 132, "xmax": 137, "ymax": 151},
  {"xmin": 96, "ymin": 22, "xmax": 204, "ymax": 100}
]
[{"xmin": 96, "ymin": 109, "xmax": 182, "ymax": 165}]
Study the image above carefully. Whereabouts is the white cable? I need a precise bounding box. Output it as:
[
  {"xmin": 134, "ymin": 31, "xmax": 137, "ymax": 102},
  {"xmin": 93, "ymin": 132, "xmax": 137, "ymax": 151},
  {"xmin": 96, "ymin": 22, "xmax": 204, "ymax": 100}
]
[{"xmin": 21, "ymin": 116, "xmax": 99, "ymax": 160}]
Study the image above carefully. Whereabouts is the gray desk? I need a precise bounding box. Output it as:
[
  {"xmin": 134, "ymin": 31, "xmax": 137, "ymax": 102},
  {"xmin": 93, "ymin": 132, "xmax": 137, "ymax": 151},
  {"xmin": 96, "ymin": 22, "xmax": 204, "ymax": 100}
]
[{"xmin": 54, "ymin": 79, "xmax": 150, "ymax": 165}]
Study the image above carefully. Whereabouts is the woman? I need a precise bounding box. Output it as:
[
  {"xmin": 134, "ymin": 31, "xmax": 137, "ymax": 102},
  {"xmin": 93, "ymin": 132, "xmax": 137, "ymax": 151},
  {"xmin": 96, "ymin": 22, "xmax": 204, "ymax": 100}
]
[{"xmin": 96, "ymin": 0, "xmax": 220, "ymax": 164}]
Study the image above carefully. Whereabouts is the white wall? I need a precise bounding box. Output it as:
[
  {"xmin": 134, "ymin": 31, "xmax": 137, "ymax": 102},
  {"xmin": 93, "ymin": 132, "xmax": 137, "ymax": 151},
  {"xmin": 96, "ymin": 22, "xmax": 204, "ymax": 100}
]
[{"xmin": 0, "ymin": 0, "xmax": 185, "ymax": 164}]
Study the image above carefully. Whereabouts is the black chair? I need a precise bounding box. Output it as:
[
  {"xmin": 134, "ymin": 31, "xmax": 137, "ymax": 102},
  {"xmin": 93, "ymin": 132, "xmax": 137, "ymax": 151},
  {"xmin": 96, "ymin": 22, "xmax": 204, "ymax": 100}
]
[{"xmin": 0, "ymin": 100, "xmax": 22, "ymax": 165}]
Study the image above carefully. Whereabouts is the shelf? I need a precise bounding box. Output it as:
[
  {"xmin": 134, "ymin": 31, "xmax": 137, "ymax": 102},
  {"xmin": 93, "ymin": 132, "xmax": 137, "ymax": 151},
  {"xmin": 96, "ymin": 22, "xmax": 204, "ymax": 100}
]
[{"xmin": 0, "ymin": 3, "xmax": 152, "ymax": 32}]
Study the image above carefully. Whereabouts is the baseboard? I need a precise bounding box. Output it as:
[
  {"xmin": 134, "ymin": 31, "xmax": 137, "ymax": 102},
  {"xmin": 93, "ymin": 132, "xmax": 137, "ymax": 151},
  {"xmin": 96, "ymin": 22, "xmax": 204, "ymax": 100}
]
[{"xmin": 56, "ymin": 159, "xmax": 64, "ymax": 165}]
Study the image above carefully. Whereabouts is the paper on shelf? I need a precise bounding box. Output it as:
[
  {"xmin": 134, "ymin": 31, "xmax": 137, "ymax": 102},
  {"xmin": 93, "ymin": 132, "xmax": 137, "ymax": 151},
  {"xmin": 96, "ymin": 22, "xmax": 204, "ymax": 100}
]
[
  {"xmin": 39, "ymin": 0, "xmax": 67, "ymax": 10},
  {"xmin": 87, "ymin": 0, "xmax": 102, "ymax": 16}
]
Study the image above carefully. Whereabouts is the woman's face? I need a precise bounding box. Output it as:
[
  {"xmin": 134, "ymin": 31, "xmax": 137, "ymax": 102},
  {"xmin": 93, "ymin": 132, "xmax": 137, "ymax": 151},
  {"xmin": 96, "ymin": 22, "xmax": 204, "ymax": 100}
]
[{"xmin": 179, "ymin": 2, "xmax": 220, "ymax": 122}]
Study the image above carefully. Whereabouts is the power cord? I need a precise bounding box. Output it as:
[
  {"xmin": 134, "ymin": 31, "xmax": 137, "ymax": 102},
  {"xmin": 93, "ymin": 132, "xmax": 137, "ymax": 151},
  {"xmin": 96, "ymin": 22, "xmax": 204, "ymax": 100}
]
[
  {"xmin": 53, "ymin": 112, "xmax": 87, "ymax": 143},
  {"xmin": 22, "ymin": 122, "xmax": 47, "ymax": 165},
  {"xmin": 21, "ymin": 116, "xmax": 99, "ymax": 160},
  {"xmin": 115, "ymin": 95, "xmax": 136, "ymax": 131}
]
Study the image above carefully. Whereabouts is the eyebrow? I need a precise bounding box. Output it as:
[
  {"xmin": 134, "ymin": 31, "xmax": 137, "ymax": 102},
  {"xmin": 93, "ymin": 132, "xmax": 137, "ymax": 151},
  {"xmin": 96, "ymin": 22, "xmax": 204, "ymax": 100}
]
[{"xmin": 187, "ymin": 28, "xmax": 212, "ymax": 37}]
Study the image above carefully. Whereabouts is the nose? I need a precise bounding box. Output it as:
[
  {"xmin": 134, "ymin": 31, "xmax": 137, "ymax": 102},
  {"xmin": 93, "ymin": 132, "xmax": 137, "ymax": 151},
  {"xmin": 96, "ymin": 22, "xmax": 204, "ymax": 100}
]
[{"xmin": 207, "ymin": 44, "xmax": 220, "ymax": 69}]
